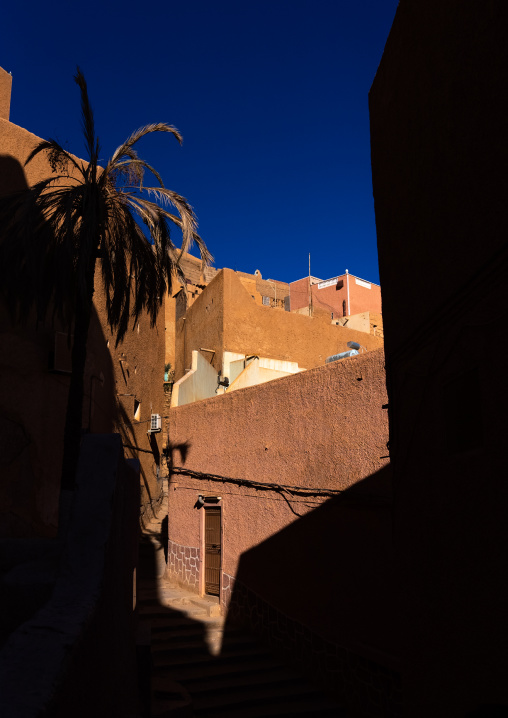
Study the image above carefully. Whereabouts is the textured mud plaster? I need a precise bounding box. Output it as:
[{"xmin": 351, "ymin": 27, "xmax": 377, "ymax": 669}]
[
  {"xmin": 0, "ymin": 435, "xmax": 139, "ymax": 718},
  {"xmin": 167, "ymin": 349, "xmax": 389, "ymax": 582},
  {"xmin": 370, "ymin": 2, "xmax": 508, "ymax": 716},
  {"xmin": 0, "ymin": 87, "xmax": 165, "ymax": 533},
  {"xmin": 174, "ymin": 269, "xmax": 225, "ymax": 380},
  {"xmin": 290, "ymin": 274, "xmax": 382, "ymax": 318},
  {"xmin": 174, "ymin": 268, "xmax": 383, "ymax": 381},
  {"xmin": 370, "ymin": 0, "xmax": 508, "ymax": 358},
  {"xmin": 0, "ymin": 67, "xmax": 12, "ymax": 121}
]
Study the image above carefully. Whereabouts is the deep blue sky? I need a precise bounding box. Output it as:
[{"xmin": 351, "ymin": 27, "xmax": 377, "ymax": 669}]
[{"xmin": 1, "ymin": 1, "xmax": 398, "ymax": 285}]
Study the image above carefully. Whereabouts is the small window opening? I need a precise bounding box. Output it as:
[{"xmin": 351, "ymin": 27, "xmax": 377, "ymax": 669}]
[{"xmin": 134, "ymin": 399, "xmax": 141, "ymax": 422}]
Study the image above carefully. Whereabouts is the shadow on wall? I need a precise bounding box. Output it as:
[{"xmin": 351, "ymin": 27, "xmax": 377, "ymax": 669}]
[
  {"xmin": 0, "ymin": 152, "xmax": 165, "ymax": 535},
  {"xmin": 0, "ymin": 435, "xmax": 141, "ymax": 718},
  {"xmin": 0, "ymin": 154, "xmax": 28, "ymax": 195},
  {"xmin": 223, "ymin": 463, "xmax": 404, "ymax": 717}
]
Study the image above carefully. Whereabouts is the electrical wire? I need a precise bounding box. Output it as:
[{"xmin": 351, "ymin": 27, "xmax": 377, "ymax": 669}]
[
  {"xmin": 170, "ymin": 465, "xmax": 344, "ymax": 498},
  {"xmin": 171, "ymin": 484, "xmax": 323, "ymax": 507}
]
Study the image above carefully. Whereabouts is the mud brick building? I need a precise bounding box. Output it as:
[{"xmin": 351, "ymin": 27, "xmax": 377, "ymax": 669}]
[
  {"xmin": 0, "ymin": 67, "xmax": 166, "ymax": 535},
  {"xmin": 370, "ymin": 0, "xmax": 508, "ymax": 715}
]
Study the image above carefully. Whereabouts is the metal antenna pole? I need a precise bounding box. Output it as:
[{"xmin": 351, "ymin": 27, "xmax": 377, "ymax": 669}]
[{"xmin": 308, "ymin": 253, "xmax": 311, "ymax": 316}]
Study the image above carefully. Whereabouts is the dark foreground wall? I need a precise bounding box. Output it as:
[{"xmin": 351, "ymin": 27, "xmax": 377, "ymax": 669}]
[
  {"xmin": 370, "ymin": 2, "xmax": 508, "ymax": 716},
  {"xmin": 0, "ymin": 435, "xmax": 140, "ymax": 717},
  {"xmin": 225, "ymin": 465, "xmax": 403, "ymax": 718}
]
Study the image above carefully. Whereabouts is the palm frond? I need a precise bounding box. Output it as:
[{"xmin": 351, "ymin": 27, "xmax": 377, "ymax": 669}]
[
  {"xmin": 24, "ymin": 139, "xmax": 84, "ymax": 178},
  {"xmin": 0, "ymin": 69, "xmax": 210, "ymax": 339},
  {"xmin": 74, "ymin": 67, "xmax": 99, "ymax": 169},
  {"xmin": 111, "ymin": 158, "xmax": 165, "ymax": 188},
  {"xmin": 110, "ymin": 123, "xmax": 183, "ymax": 164}
]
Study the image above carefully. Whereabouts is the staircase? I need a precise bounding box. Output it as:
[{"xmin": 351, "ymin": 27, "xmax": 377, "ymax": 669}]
[{"xmin": 138, "ymin": 482, "xmax": 348, "ymax": 717}]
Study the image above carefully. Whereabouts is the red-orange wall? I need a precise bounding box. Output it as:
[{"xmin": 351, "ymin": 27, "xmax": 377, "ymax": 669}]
[
  {"xmin": 167, "ymin": 348, "xmax": 389, "ymax": 593},
  {"xmin": 290, "ymin": 274, "xmax": 382, "ymax": 317}
]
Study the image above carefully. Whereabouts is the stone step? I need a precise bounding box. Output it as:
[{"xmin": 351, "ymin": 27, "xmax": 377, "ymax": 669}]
[
  {"xmin": 152, "ymin": 629, "xmax": 258, "ymax": 655},
  {"xmin": 152, "ymin": 635, "xmax": 268, "ymax": 664},
  {"xmin": 147, "ymin": 613, "xmax": 209, "ymax": 628},
  {"xmin": 149, "ymin": 613, "xmax": 222, "ymax": 631},
  {"xmin": 192, "ymin": 695, "xmax": 341, "ymax": 718},
  {"xmin": 153, "ymin": 655, "xmax": 284, "ymax": 682},
  {"xmin": 150, "ymin": 622, "xmax": 225, "ymax": 643},
  {"xmin": 139, "ymin": 598, "xmax": 210, "ymax": 615},
  {"xmin": 153, "ymin": 644, "xmax": 272, "ymax": 669},
  {"xmin": 181, "ymin": 666, "xmax": 301, "ymax": 695},
  {"xmin": 190, "ymin": 681, "xmax": 336, "ymax": 713}
]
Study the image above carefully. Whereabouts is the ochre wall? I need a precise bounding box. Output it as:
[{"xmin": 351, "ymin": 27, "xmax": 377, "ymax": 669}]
[
  {"xmin": 0, "ymin": 104, "xmax": 165, "ymax": 533},
  {"xmin": 164, "ymin": 288, "xmax": 177, "ymax": 368},
  {"xmin": 0, "ymin": 67, "xmax": 12, "ymax": 121},
  {"xmin": 167, "ymin": 348, "xmax": 389, "ymax": 582},
  {"xmin": 222, "ymin": 269, "xmax": 383, "ymax": 368},
  {"xmin": 93, "ymin": 279, "xmax": 165, "ymax": 510},
  {"xmin": 174, "ymin": 269, "xmax": 225, "ymax": 380},
  {"xmin": 175, "ymin": 269, "xmax": 383, "ymax": 381},
  {"xmin": 236, "ymin": 271, "xmax": 289, "ymax": 309}
]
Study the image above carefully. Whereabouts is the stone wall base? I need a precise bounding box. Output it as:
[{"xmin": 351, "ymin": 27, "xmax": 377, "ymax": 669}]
[{"xmin": 167, "ymin": 538, "xmax": 199, "ymax": 592}]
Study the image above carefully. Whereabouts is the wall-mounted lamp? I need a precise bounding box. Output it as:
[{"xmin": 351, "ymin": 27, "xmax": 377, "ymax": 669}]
[{"xmin": 195, "ymin": 494, "xmax": 222, "ymax": 509}]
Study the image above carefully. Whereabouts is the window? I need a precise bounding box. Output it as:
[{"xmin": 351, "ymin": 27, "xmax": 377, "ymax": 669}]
[{"xmin": 134, "ymin": 399, "xmax": 141, "ymax": 422}]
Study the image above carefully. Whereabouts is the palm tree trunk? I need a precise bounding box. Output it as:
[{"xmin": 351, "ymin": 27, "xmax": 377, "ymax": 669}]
[{"xmin": 60, "ymin": 258, "xmax": 96, "ymax": 492}]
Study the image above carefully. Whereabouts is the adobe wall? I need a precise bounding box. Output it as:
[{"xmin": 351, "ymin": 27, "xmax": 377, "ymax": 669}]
[
  {"xmin": 167, "ymin": 348, "xmax": 389, "ymax": 583},
  {"xmin": 0, "ymin": 435, "xmax": 139, "ymax": 718},
  {"xmin": 164, "ymin": 253, "xmax": 218, "ymax": 369},
  {"xmin": 289, "ymin": 276, "xmax": 312, "ymax": 312},
  {"xmin": 236, "ymin": 271, "xmax": 289, "ymax": 309},
  {"xmin": 175, "ymin": 269, "xmax": 383, "ymax": 382},
  {"xmin": 164, "ymin": 290, "xmax": 177, "ymax": 368},
  {"xmin": 225, "ymin": 469, "xmax": 401, "ymax": 717},
  {"xmin": 290, "ymin": 274, "xmax": 382, "ymax": 318},
  {"xmin": 0, "ymin": 67, "xmax": 12, "ymax": 121},
  {"xmin": 370, "ymin": 0, "xmax": 508, "ymax": 359},
  {"xmin": 370, "ymin": 1, "xmax": 508, "ymax": 715},
  {"xmin": 174, "ymin": 269, "xmax": 225, "ymax": 380},
  {"xmin": 0, "ymin": 106, "xmax": 165, "ymax": 533},
  {"xmin": 93, "ymin": 281, "xmax": 166, "ymax": 513},
  {"xmin": 336, "ymin": 310, "xmax": 384, "ymax": 338},
  {"xmin": 222, "ymin": 269, "xmax": 383, "ymax": 368}
]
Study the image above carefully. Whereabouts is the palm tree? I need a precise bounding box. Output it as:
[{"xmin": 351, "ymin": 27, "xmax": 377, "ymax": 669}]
[{"xmin": 0, "ymin": 68, "xmax": 211, "ymax": 491}]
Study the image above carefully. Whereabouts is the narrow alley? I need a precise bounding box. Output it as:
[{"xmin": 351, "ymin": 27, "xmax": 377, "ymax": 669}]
[{"xmin": 138, "ymin": 481, "xmax": 347, "ymax": 717}]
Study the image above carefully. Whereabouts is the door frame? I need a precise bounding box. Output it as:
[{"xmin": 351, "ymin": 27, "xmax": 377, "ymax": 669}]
[{"xmin": 199, "ymin": 498, "xmax": 223, "ymax": 598}]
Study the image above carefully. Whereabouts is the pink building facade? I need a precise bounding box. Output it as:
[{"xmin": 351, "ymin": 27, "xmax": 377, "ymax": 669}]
[{"xmin": 290, "ymin": 272, "xmax": 381, "ymax": 318}]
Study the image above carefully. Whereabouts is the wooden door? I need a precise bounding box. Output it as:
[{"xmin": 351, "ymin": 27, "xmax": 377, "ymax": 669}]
[{"xmin": 204, "ymin": 507, "xmax": 221, "ymax": 596}]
